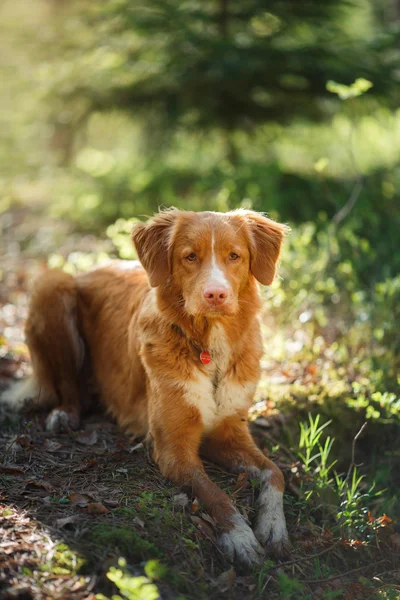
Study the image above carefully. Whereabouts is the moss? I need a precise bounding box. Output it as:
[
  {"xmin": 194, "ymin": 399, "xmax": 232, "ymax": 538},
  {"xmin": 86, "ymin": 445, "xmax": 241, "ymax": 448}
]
[
  {"xmin": 91, "ymin": 525, "xmax": 161, "ymax": 561},
  {"xmin": 115, "ymin": 506, "xmax": 138, "ymax": 518}
]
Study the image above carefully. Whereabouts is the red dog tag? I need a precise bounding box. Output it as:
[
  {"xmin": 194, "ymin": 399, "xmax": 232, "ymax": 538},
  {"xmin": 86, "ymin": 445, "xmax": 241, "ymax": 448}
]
[{"xmin": 200, "ymin": 350, "xmax": 212, "ymax": 364}]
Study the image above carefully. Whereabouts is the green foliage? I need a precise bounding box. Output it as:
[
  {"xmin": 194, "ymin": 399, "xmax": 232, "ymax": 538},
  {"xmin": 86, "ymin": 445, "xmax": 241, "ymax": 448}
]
[
  {"xmin": 298, "ymin": 414, "xmax": 336, "ymax": 481},
  {"xmin": 39, "ymin": 542, "xmax": 86, "ymax": 576},
  {"xmin": 97, "ymin": 558, "xmax": 160, "ymax": 600},
  {"xmin": 276, "ymin": 572, "xmax": 306, "ymax": 600},
  {"xmin": 106, "ymin": 218, "xmax": 139, "ymax": 259},
  {"xmin": 29, "ymin": 0, "xmax": 398, "ymax": 139},
  {"xmin": 326, "ymin": 78, "xmax": 373, "ymax": 100},
  {"xmin": 255, "ymin": 560, "xmax": 274, "ymax": 598},
  {"xmin": 297, "ymin": 415, "xmax": 388, "ymax": 539}
]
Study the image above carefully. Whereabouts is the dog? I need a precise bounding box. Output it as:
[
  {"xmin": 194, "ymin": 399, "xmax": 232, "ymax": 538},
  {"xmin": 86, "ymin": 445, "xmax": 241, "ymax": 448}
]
[{"xmin": 9, "ymin": 208, "xmax": 290, "ymax": 569}]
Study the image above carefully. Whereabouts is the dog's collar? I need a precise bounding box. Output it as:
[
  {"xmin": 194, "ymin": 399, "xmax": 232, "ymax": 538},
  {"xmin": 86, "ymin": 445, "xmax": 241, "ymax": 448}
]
[{"xmin": 171, "ymin": 323, "xmax": 212, "ymax": 364}]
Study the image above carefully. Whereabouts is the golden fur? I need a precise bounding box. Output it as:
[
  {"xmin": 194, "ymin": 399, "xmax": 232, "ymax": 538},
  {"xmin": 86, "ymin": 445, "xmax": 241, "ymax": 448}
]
[{"xmin": 17, "ymin": 209, "xmax": 290, "ymax": 568}]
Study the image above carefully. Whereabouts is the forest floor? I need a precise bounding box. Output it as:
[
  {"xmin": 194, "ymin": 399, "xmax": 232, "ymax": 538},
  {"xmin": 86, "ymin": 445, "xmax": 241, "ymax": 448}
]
[{"xmin": 0, "ymin": 208, "xmax": 399, "ymax": 600}]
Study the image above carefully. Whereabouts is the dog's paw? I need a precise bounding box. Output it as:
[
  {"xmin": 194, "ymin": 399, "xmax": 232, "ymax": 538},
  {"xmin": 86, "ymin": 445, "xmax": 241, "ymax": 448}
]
[
  {"xmin": 219, "ymin": 513, "xmax": 265, "ymax": 570},
  {"xmin": 254, "ymin": 485, "xmax": 290, "ymax": 556},
  {"xmin": 46, "ymin": 409, "xmax": 79, "ymax": 433}
]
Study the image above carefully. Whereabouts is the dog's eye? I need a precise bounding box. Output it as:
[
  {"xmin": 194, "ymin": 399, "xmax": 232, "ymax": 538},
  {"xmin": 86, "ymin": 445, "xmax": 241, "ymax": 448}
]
[
  {"xmin": 229, "ymin": 252, "xmax": 239, "ymax": 261},
  {"xmin": 186, "ymin": 253, "xmax": 197, "ymax": 262}
]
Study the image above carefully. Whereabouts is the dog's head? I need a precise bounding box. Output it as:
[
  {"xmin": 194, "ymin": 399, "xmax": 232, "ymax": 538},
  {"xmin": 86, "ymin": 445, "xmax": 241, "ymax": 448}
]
[{"xmin": 132, "ymin": 209, "xmax": 289, "ymax": 317}]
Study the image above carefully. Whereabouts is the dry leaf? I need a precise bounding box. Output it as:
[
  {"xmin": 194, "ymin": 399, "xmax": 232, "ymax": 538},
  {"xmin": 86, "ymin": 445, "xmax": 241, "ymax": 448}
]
[
  {"xmin": 234, "ymin": 472, "xmax": 249, "ymax": 491},
  {"xmin": 87, "ymin": 502, "xmax": 109, "ymax": 514},
  {"xmin": 132, "ymin": 516, "xmax": 145, "ymax": 528},
  {"xmin": 44, "ymin": 439, "xmax": 62, "ymax": 452},
  {"xmin": 76, "ymin": 430, "xmax": 98, "ymax": 446},
  {"xmin": 74, "ymin": 459, "xmax": 98, "ymax": 472},
  {"xmin": 56, "ymin": 516, "xmax": 79, "ymax": 528},
  {"xmin": 25, "ymin": 479, "xmax": 55, "ymax": 492},
  {"xmin": 213, "ymin": 567, "xmax": 236, "ymax": 591},
  {"xmin": 103, "ymin": 498, "xmax": 119, "ymax": 508},
  {"xmin": 201, "ymin": 513, "xmax": 216, "ymax": 528},
  {"xmin": 0, "ymin": 464, "xmax": 25, "ymax": 475},
  {"xmin": 190, "ymin": 515, "xmax": 216, "ymax": 541},
  {"xmin": 190, "ymin": 499, "xmax": 200, "ymax": 513},
  {"xmin": 15, "ymin": 435, "xmax": 31, "ymax": 448},
  {"xmin": 69, "ymin": 493, "xmax": 91, "ymax": 507},
  {"xmin": 377, "ymin": 513, "xmax": 392, "ymax": 527}
]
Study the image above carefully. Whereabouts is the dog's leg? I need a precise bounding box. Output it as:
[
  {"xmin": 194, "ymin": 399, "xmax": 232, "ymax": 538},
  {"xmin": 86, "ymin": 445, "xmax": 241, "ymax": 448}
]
[
  {"xmin": 202, "ymin": 415, "xmax": 289, "ymax": 556},
  {"xmin": 149, "ymin": 401, "xmax": 264, "ymax": 570},
  {"xmin": 25, "ymin": 269, "xmax": 84, "ymax": 432}
]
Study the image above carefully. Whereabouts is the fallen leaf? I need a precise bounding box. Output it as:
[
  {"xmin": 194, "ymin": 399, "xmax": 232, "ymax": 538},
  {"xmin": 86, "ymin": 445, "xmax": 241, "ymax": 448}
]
[
  {"xmin": 172, "ymin": 493, "xmax": 189, "ymax": 508},
  {"xmin": 0, "ymin": 465, "xmax": 25, "ymax": 475},
  {"xmin": 76, "ymin": 430, "xmax": 98, "ymax": 446},
  {"xmin": 132, "ymin": 516, "xmax": 145, "ymax": 528},
  {"xmin": 44, "ymin": 439, "xmax": 62, "ymax": 452},
  {"xmin": 190, "ymin": 515, "xmax": 216, "ymax": 541},
  {"xmin": 234, "ymin": 472, "xmax": 249, "ymax": 491},
  {"xmin": 15, "ymin": 435, "xmax": 31, "ymax": 448},
  {"xmin": 68, "ymin": 493, "xmax": 91, "ymax": 507},
  {"xmin": 74, "ymin": 459, "xmax": 98, "ymax": 472},
  {"xmin": 201, "ymin": 513, "xmax": 216, "ymax": 527},
  {"xmin": 25, "ymin": 479, "xmax": 55, "ymax": 492},
  {"xmin": 87, "ymin": 502, "xmax": 109, "ymax": 514},
  {"xmin": 190, "ymin": 499, "xmax": 200, "ymax": 513},
  {"xmin": 377, "ymin": 513, "xmax": 392, "ymax": 527},
  {"xmin": 103, "ymin": 498, "xmax": 119, "ymax": 508},
  {"xmin": 213, "ymin": 567, "xmax": 236, "ymax": 591},
  {"xmin": 56, "ymin": 516, "xmax": 79, "ymax": 528}
]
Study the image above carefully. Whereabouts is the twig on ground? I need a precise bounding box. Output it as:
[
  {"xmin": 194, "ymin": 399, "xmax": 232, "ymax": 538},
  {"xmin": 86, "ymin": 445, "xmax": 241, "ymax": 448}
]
[
  {"xmin": 271, "ymin": 538, "xmax": 343, "ymax": 570},
  {"xmin": 298, "ymin": 558, "xmax": 386, "ymax": 584}
]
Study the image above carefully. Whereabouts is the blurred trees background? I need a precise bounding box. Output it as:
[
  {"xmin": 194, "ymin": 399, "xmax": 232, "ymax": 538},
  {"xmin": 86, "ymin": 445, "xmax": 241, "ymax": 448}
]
[
  {"xmin": 0, "ymin": 0, "xmax": 399, "ymax": 521},
  {"xmin": 1, "ymin": 0, "xmax": 400, "ymax": 276}
]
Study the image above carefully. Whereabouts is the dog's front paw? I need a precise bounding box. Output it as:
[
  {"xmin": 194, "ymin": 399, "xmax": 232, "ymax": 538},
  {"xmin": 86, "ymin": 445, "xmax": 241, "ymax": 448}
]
[
  {"xmin": 219, "ymin": 513, "xmax": 265, "ymax": 570},
  {"xmin": 46, "ymin": 408, "xmax": 79, "ymax": 433},
  {"xmin": 254, "ymin": 485, "xmax": 290, "ymax": 556}
]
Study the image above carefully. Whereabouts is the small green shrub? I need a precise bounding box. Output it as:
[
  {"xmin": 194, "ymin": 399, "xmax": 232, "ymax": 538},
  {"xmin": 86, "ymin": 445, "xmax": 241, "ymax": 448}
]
[{"xmin": 97, "ymin": 558, "xmax": 161, "ymax": 600}]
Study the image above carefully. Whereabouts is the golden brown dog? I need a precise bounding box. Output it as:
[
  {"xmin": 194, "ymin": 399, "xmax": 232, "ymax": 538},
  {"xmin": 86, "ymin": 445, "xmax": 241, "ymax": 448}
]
[{"xmin": 13, "ymin": 209, "xmax": 290, "ymax": 568}]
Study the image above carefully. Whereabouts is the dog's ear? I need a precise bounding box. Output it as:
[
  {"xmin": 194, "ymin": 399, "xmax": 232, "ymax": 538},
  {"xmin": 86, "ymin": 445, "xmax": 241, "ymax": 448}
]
[
  {"xmin": 245, "ymin": 211, "xmax": 290, "ymax": 285},
  {"xmin": 132, "ymin": 210, "xmax": 181, "ymax": 287}
]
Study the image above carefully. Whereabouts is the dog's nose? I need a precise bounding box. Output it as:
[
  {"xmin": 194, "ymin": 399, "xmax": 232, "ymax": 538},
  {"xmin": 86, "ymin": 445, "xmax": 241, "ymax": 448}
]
[{"xmin": 203, "ymin": 286, "xmax": 228, "ymax": 306}]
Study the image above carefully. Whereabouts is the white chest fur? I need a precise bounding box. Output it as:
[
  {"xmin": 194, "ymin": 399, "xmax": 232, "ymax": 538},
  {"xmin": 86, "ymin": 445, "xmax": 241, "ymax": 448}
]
[{"xmin": 184, "ymin": 324, "xmax": 257, "ymax": 431}]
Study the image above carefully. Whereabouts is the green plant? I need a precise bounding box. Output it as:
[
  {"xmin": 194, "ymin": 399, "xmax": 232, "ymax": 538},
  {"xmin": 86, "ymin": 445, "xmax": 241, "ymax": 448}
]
[
  {"xmin": 276, "ymin": 572, "xmax": 307, "ymax": 600},
  {"xmin": 255, "ymin": 560, "xmax": 274, "ymax": 598},
  {"xmin": 97, "ymin": 558, "xmax": 160, "ymax": 600},
  {"xmin": 297, "ymin": 415, "xmax": 388, "ymax": 539},
  {"xmin": 298, "ymin": 414, "xmax": 336, "ymax": 487},
  {"xmin": 106, "ymin": 218, "xmax": 139, "ymax": 260}
]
